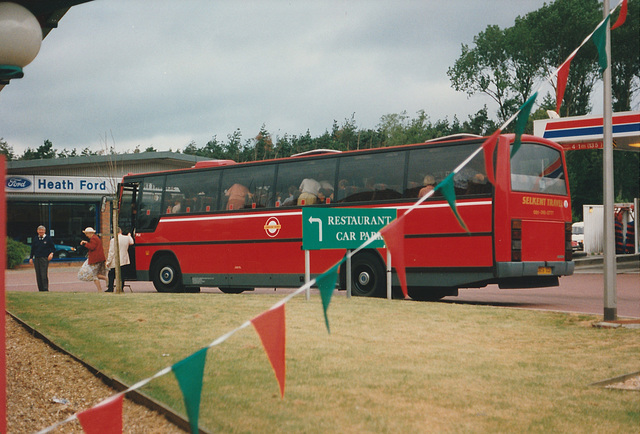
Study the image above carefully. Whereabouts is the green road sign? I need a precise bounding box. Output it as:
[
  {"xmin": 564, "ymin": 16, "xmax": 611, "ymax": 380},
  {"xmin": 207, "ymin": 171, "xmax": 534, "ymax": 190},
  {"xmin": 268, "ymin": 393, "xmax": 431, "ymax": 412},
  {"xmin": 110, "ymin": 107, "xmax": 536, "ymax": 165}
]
[{"xmin": 302, "ymin": 208, "xmax": 397, "ymax": 250}]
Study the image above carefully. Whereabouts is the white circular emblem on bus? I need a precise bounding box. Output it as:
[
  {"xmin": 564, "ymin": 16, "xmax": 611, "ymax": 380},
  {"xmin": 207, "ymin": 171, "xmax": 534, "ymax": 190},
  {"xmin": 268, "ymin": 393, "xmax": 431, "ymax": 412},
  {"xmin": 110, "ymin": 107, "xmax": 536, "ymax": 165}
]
[
  {"xmin": 264, "ymin": 217, "xmax": 281, "ymax": 238},
  {"xmin": 564, "ymin": 200, "xmax": 569, "ymax": 208}
]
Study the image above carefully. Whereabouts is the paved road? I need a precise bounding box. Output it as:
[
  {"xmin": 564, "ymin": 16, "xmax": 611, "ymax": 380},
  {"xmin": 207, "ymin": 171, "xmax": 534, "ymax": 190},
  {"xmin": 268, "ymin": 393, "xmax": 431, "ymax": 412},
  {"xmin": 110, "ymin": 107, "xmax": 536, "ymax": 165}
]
[
  {"xmin": 441, "ymin": 254, "xmax": 639, "ymax": 318},
  {"xmin": 5, "ymin": 257, "xmax": 639, "ymax": 319},
  {"xmin": 441, "ymin": 274, "xmax": 639, "ymax": 319}
]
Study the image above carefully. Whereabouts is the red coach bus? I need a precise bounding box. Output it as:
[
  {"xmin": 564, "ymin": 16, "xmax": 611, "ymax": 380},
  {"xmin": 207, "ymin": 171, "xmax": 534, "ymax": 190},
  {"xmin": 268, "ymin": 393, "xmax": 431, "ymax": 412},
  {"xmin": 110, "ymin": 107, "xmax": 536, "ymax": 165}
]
[{"xmin": 117, "ymin": 133, "xmax": 574, "ymax": 300}]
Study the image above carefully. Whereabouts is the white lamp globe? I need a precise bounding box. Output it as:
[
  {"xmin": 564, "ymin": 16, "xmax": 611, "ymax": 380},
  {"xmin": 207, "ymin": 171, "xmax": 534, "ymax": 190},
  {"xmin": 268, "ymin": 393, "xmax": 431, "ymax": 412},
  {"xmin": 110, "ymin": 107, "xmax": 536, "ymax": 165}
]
[{"xmin": 0, "ymin": 2, "xmax": 42, "ymax": 68}]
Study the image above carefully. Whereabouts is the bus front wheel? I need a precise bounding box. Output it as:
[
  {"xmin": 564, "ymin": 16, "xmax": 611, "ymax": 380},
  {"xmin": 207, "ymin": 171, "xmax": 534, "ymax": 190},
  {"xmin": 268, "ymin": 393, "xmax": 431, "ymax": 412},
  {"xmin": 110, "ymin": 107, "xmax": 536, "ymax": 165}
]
[{"xmin": 151, "ymin": 256, "xmax": 184, "ymax": 293}]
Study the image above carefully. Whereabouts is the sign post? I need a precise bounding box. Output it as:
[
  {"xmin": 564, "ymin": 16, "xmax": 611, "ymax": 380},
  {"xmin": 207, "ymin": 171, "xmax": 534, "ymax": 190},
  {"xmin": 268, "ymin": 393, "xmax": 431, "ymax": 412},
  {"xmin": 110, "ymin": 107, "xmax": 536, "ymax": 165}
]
[
  {"xmin": 304, "ymin": 250, "xmax": 310, "ymax": 300},
  {"xmin": 346, "ymin": 250, "xmax": 352, "ymax": 298},
  {"xmin": 302, "ymin": 208, "xmax": 396, "ymax": 297},
  {"xmin": 386, "ymin": 250, "xmax": 392, "ymax": 300}
]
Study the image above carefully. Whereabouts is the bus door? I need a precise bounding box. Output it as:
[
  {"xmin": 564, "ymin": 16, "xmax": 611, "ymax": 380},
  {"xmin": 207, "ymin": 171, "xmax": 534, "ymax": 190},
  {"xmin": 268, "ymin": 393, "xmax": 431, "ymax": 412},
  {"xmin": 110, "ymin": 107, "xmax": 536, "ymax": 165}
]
[{"xmin": 118, "ymin": 182, "xmax": 139, "ymax": 280}]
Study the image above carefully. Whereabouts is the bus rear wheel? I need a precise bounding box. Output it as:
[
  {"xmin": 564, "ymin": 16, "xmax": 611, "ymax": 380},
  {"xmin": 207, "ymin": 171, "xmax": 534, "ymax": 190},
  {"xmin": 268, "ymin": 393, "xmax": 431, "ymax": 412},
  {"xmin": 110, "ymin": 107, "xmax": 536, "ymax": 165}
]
[
  {"xmin": 151, "ymin": 256, "xmax": 184, "ymax": 293},
  {"xmin": 349, "ymin": 251, "xmax": 385, "ymax": 297}
]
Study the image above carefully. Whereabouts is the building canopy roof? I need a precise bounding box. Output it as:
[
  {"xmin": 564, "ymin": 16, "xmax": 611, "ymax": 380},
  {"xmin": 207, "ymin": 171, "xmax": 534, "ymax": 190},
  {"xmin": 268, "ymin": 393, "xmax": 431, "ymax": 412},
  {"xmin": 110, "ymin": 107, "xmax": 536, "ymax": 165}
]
[
  {"xmin": 7, "ymin": 151, "xmax": 209, "ymax": 172},
  {"xmin": 534, "ymin": 111, "xmax": 640, "ymax": 152}
]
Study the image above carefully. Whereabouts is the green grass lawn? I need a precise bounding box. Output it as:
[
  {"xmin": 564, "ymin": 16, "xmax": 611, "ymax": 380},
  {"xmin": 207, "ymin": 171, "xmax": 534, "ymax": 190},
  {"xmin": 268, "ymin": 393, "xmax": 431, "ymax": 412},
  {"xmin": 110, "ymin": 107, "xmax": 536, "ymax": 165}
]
[{"xmin": 7, "ymin": 292, "xmax": 640, "ymax": 433}]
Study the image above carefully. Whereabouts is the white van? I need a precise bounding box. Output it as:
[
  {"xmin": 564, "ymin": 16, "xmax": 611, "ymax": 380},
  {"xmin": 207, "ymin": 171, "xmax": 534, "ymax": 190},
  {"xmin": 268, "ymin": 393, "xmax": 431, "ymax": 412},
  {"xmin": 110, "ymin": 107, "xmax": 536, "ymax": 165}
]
[{"xmin": 572, "ymin": 222, "xmax": 584, "ymax": 251}]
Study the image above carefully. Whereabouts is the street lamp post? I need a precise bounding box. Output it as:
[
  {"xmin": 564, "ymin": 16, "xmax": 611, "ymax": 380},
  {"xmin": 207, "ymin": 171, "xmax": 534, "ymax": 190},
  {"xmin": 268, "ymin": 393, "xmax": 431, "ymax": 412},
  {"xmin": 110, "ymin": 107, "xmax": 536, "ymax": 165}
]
[{"xmin": 0, "ymin": 2, "xmax": 42, "ymax": 85}]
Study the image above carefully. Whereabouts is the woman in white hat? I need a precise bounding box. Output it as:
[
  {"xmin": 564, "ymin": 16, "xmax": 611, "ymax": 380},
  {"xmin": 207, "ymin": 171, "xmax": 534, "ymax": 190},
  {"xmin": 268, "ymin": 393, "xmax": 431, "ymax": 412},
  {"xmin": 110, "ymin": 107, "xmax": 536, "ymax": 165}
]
[{"xmin": 78, "ymin": 227, "xmax": 107, "ymax": 291}]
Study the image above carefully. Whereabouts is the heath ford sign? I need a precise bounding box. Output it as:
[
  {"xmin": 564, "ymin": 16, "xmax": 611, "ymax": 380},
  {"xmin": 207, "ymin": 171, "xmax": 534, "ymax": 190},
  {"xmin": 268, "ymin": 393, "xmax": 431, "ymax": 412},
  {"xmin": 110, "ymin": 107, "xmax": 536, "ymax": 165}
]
[{"xmin": 5, "ymin": 175, "xmax": 117, "ymax": 195}]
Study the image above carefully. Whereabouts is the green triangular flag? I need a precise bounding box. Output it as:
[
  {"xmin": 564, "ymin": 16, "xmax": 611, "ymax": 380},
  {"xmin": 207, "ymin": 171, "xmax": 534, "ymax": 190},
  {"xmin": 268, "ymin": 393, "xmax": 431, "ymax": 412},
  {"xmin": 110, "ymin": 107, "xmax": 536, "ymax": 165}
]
[
  {"xmin": 512, "ymin": 92, "xmax": 538, "ymax": 158},
  {"xmin": 172, "ymin": 347, "xmax": 208, "ymax": 434},
  {"xmin": 434, "ymin": 173, "xmax": 469, "ymax": 232},
  {"xmin": 317, "ymin": 258, "xmax": 344, "ymax": 334},
  {"xmin": 592, "ymin": 15, "xmax": 611, "ymax": 73}
]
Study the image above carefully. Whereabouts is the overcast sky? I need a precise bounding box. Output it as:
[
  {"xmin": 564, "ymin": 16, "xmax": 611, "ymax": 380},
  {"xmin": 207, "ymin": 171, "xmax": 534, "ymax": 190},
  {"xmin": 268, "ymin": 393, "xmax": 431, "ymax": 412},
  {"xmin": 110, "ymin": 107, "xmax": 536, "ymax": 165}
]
[{"xmin": 1, "ymin": 0, "xmax": 555, "ymax": 155}]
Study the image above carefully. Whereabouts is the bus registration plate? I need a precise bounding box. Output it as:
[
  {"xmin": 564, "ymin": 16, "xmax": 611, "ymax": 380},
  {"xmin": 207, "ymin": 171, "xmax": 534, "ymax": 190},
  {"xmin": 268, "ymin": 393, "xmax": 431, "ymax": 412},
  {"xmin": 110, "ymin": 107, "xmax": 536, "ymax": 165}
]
[{"xmin": 538, "ymin": 266, "xmax": 552, "ymax": 275}]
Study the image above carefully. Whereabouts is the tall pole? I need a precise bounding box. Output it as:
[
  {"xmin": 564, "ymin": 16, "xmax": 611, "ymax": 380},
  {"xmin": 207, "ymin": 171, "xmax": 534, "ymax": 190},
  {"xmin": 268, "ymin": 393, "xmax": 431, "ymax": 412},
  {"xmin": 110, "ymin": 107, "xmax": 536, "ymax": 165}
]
[
  {"xmin": 602, "ymin": 0, "xmax": 616, "ymax": 321},
  {"xmin": 1, "ymin": 156, "xmax": 8, "ymax": 434},
  {"xmin": 112, "ymin": 205, "xmax": 122, "ymax": 294}
]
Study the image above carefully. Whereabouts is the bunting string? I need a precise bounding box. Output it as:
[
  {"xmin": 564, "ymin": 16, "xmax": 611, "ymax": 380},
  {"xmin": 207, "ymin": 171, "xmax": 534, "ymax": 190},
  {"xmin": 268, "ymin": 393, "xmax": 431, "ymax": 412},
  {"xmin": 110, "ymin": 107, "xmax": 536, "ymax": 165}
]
[
  {"xmin": 36, "ymin": 2, "xmax": 628, "ymax": 432},
  {"xmin": 550, "ymin": 0, "xmax": 626, "ymax": 113}
]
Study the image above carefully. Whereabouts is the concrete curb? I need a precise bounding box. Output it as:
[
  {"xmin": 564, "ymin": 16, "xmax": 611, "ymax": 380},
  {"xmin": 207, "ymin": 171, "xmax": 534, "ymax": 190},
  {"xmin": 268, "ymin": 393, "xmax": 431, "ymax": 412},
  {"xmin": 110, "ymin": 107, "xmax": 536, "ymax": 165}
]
[
  {"xmin": 574, "ymin": 253, "xmax": 639, "ymax": 268},
  {"xmin": 592, "ymin": 319, "xmax": 640, "ymax": 329},
  {"xmin": 593, "ymin": 322, "xmax": 640, "ymax": 329}
]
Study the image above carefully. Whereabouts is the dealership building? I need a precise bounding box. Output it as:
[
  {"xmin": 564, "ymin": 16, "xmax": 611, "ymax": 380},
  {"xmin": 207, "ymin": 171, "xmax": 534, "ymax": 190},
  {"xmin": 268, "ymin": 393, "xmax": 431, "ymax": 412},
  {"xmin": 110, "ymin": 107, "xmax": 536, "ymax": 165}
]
[{"xmin": 4, "ymin": 152, "xmax": 207, "ymax": 260}]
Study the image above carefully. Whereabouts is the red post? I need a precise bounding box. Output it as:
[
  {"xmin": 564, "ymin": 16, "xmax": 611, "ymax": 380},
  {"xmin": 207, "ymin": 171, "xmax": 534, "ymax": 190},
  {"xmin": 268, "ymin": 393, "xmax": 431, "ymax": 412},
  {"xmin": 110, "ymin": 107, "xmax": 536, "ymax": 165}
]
[{"xmin": 0, "ymin": 156, "xmax": 7, "ymax": 432}]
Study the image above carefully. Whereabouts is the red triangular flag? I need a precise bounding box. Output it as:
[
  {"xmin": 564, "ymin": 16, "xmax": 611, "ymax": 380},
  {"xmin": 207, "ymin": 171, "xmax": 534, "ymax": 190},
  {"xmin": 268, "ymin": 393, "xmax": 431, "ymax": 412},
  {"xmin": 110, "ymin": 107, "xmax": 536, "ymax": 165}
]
[
  {"xmin": 77, "ymin": 395, "xmax": 123, "ymax": 434},
  {"xmin": 481, "ymin": 129, "xmax": 502, "ymax": 185},
  {"xmin": 555, "ymin": 53, "xmax": 575, "ymax": 114},
  {"xmin": 611, "ymin": 0, "xmax": 627, "ymax": 30},
  {"xmin": 251, "ymin": 304, "xmax": 286, "ymax": 398},
  {"xmin": 380, "ymin": 217, "xmax": 408, "ymax": 299}
]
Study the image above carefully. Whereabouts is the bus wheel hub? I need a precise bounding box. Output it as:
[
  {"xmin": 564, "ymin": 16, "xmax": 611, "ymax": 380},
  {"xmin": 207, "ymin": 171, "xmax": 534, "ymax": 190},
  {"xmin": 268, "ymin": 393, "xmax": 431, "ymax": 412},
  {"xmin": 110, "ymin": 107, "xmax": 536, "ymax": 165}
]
[
  {"xmin": 358, "ymin": 272, "xmax": 370, "ymax": 286},
  {"xmin": 160, "ymin": 267, "xmax": 174, "ymax": 284}
]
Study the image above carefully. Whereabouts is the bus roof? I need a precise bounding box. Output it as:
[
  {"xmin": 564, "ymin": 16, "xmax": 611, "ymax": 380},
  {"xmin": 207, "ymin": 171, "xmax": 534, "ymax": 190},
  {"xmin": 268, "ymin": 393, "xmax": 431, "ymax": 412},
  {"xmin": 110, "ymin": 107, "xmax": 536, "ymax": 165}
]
[
  {"xmin": 193, "ymin": 159, "xmax": 237, "ymax": 169},
  {"xmin": 291, "ymin": 149, "xmax": 342, "ymax": 157},
  {"xmin": 425, "ymin": 133, "xmax": 482, "ymax": 143}
]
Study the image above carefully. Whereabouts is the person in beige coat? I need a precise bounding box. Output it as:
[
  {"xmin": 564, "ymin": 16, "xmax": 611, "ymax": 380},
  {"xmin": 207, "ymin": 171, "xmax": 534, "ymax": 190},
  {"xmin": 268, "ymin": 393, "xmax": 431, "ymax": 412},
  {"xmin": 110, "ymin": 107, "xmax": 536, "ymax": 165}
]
[{"xmin": 105, "ymin": 227, "xmax": 134, "ymax": 292}]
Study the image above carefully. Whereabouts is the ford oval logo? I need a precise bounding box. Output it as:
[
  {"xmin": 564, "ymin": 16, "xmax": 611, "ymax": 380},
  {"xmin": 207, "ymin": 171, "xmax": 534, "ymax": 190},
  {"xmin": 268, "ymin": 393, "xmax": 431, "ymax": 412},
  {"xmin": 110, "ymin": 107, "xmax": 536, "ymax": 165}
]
[{"xmin": 5, "ymin": 176, "xmax": 32, "ymax": 190}]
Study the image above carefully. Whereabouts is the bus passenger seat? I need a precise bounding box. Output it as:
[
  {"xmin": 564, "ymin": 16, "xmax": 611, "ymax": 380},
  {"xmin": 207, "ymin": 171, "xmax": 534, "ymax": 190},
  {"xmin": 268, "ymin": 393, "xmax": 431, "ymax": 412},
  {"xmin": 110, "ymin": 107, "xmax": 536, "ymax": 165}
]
[
  {"xmin": 200, "ymin": 196, "xmax": 214, "ymax": 211},
  {"xmin": 184, "ymin": 198, "xmax": 195, "ymax": 212}
]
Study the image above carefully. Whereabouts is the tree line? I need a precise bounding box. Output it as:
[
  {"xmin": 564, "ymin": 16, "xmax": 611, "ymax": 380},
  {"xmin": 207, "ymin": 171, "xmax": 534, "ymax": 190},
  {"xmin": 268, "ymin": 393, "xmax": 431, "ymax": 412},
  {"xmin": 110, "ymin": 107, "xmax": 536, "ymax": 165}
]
[
  {"xmin": 448, "ymin": 0, "xmax": 639, "ymax": 220},
  {"xmin": 0, "ymin": 107, "xmax": 497, "ymax": 162},
  {"xmin": 448, "ymin": 0, "xmax": 638, "ymax": 120}
]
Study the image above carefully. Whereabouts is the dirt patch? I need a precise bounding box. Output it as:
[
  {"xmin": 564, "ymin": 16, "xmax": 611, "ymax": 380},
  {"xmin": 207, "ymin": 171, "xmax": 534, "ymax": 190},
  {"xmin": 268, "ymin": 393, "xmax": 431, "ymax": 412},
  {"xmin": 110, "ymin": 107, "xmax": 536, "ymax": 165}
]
[{"xmin": 6, "ymin": 314, "xmax": 186, "ymax": 433}]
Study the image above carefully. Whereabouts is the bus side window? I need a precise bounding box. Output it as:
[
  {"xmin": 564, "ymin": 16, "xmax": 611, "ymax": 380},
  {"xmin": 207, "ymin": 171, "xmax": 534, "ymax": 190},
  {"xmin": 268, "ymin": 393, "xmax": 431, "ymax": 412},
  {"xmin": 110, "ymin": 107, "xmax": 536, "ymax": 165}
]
[
  {"xmin": 406, "ymin": 144, "xmax": 489, "ymax": 198},
  {"xmin": 275, "ymin": 159, "xmax": 336, "ymax": 207},
  {"xmin": 338, "ymin": 152, "xmax": 404, "ymax": 203},
  {"xmin": 137, "ymin": 176, "xmax": 164, "ymax": 231},
  {"xmin": 163, "ymin": 171, "xmax": 220, "ymax": 213},
  {"xmin": 221, "ymin": 165, "xmax": 276, "ymax": 210}
]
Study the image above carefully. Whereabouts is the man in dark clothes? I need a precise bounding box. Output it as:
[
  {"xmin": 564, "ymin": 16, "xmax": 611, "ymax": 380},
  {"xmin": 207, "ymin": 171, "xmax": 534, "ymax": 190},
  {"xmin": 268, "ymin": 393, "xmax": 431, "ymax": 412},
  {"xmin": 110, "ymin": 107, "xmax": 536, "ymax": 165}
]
[{"xmin": 29, "ymin": 225, "xmax": 55, "ymax": 291}]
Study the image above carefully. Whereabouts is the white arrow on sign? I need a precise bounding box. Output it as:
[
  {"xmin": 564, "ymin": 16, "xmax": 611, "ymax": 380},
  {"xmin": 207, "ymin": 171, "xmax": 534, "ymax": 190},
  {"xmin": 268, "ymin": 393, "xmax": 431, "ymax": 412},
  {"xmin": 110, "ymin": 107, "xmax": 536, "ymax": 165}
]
[{"xmin": 308, "ymin": 216, "xmax": 323, "ymax": 242}]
